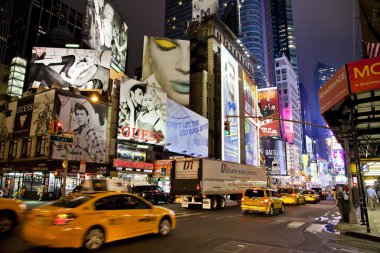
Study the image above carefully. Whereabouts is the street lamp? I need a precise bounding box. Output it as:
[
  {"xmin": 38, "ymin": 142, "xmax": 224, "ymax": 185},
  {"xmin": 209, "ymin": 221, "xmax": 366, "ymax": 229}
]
[{"xmin": 61, "ymin": 94, "xmax": 98, "ymax": 197}]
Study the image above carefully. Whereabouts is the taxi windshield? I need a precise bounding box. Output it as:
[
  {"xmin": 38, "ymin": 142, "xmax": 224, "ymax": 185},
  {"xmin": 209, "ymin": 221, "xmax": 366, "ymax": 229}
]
[
  {"xmin": 244, "ymin": 189, "xmax": 264, "ymax": 198},
  {"xmin": 51, "ymin": 195, "xmax": 92, "ymax": 208},
  {"xmin": 302, "ymin": 190, "xmax": 315, "ymax": 194},
  {"xmin": 278, "ymin": 188, "xmax": 293, "ymax": 194}
]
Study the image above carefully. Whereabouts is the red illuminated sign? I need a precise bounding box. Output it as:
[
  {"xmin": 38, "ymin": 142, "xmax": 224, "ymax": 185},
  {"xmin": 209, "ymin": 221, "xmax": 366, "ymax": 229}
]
[
  {"xmin": 347, "ymin": 56, "xmax": 380, "ymax": 93},
  {"xmin": 113, "ymin": 159, "xmax": 153, "ymax": 170}
]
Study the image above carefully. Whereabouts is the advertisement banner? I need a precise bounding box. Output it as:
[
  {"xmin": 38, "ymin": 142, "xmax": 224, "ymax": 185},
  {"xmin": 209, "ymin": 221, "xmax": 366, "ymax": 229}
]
[
  {"xmin": 319, "ymin": 66, "xmax": 349, "ymax": 114},
  {"xmin": 117, "ymin": 144, "xmax": 146, "ymax": 161},
  {"xmin": 347, "ymin": 56, "xmax": 380, "ymax": 93},
  {"xmin": 83, "ymin": 0, "xmax": 128, "ymax": 73},
  {"xmin": 243, "ymin": 70, "xmax": 258, "ymax": 119},
  {"xmin": 261, "ymin": 139, "xmax": 286, "ymax": 175},
  {"xmin": 166, "ymin": 99, "xmax": 208, "ymax": 157},
  {"xmin": 305, "ymin": 135, "xmax": 313, "ymax": 154},
  {"xmin": 30, "ymin": 90, "xmax": 55, "ymax": 136},
  {"xmin": 245, "ymin": 120, "xmax": 259, "ymax": 166},
  {"xmin": 51, "ymin": 94, "xmax": 108, "ymax": 163},
  {"xmin": 29, "ymin": 47, "xmax": 111, "ymax": 93},
  {"xmin": 258, "ymin": 87, "xmax": 280, "ymax": 137},
  {"xmin": 13, "ymin": 96, "xmax": 34, "ymax": 138},
  {"xmin": 142, "ymin": 36, "xmax": 190, "ymax": 107},
  {"xmin": 221, "ymin": 45, "xmax": 240, "ymax": 162},
  {"xmin": 192, "ymin": 0, "xmax": 219, "ymax": 20},
  {"xmin": 153, "ymin": 160, "xmax": 172, "ymax": 178},
  {"xmin": 174, "ymin": 159, "xmax": 200, "ymax": 179},
  {"xmin": 0, "ymin": 101, "xmax": 17, "ymax": 140},
  {"xmin": 118, "ymin": 77, "xmax": 167, "ymax": 146}
]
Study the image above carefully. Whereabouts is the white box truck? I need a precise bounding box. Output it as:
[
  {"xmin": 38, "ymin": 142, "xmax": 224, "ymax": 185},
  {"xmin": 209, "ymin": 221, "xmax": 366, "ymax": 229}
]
[{"xmin": 172, "ymin": 158, "xmax": 267, "ymax": 210}]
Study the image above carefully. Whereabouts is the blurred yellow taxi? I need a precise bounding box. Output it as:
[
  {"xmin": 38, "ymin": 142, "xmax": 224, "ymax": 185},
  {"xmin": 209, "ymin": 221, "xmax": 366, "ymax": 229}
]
[
  {"xmin": 22, "ymin": 192, "xmax": 176, "ymax": 251},
  {"xmin": 241, "ymin": 187, "xmax": 284, "ymax": 216},
  {"xmin": 0, "ymin": 198, "xmax": 27, "ymax": 235},
  {"xmin": 301, "ymin": 190, "xmax": 320, "ymax": 203},
  {"xmin": 278, "ymin": 187, "xmax": 306, "ymax": 205}
]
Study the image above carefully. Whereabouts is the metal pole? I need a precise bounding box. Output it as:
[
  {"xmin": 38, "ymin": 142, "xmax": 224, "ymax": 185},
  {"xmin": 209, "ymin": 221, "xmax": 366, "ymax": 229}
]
[
  {"xmin": 343, "ymin": 137, "xmax": 358, "ymax": 224},
  {"xmin": 61, "ymin": 108, "xmax": 73, "ymax": 198}
]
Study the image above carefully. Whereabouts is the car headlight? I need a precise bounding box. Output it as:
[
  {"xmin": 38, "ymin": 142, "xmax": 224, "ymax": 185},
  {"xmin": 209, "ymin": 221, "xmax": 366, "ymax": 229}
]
[
  {"xmin": 18, "ymin": 203, "xmax": 27, "ymax": 212},
  {"xmin": 169, "ymin": 210, "xmax": 175, "ymax": 216},
  {"xmin": 142, "ymin": 193, "xmax": 146, "ymax": 197}
]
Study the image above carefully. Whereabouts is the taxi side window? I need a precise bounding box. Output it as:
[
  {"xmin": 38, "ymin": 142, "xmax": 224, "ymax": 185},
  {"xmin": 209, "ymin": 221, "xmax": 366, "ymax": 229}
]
[
  {"xmin": 271, "ymin": 191, "xmax": 278, "ymax": 197},
  {"xmin": 122, "ymin": 196, "xmax": 150, "ymax": 210},
  {"xmin": 94, "ymin": 196, "xmax": 121, "ymax": 210},
  {"xmin": 265, "ymin": 190, "xmax": 270, "ymax": 197}
]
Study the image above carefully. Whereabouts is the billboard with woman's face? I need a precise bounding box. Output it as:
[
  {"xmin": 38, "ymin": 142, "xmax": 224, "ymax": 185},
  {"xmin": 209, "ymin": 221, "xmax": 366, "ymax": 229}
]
[
  {"xmin": 118, "ymin": 77, "xmax": 167, "ymax": 146},
  {"xmin": 142, "ymin": 36, "xmax": 190, "ymax": 107},
  {"xmin": 192, "ymin": 0, "xmax": 219, "ymax": 20},
  {"xmin": 83, "ymin": 0, "xmax": 128, "ymax": 73},
  {"xmin": 245, "ymin": 120, "xmax": 259, "ymax": 166},
  {"xmin": 243, "ymin": 70, "xmax": 258, "ymax": 119},
  {"xmin": 258, "ymin": 87, "xmax": 280, "ymax": 138},
  {"xmin": 28, "ymin": 47, "xmax": 111, "ymax": 93}
]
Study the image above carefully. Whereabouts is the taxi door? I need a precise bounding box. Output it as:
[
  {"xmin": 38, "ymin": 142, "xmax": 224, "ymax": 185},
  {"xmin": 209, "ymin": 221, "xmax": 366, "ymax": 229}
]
[{"xmin": 270, "ymin": 190, "xmax": 281, "ymax": 209}]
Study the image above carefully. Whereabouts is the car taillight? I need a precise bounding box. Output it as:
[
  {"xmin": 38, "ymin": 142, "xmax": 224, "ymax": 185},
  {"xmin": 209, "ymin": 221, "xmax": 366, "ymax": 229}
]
[
  {"xmin": 264, "ymin": 199, "xmax": 269, "ymax": 203},
  {"xmin": 53, "ymin": 213, "xmax": 76, "ymax": 226},
  {"xmin": 196, "ymin": 184, "xmax": 200, "ymax": 191},
  {"xmin": 241, "ymin": 197, "xmax": 245, "ymax": 202},
  {"xmin": 291, "ymin": 193, "xmax": 296, "ymax": 197}
]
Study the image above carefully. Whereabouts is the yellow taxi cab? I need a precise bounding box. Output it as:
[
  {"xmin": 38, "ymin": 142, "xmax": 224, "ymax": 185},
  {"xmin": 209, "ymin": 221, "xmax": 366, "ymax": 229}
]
[
  {"xmin": 241, "ymin": 187, "xmax": 285, "ymax": 216},
  {"xmin": 22, "ymin": 192, "xmax": 176, "ymax": 251},
  {"xmin": 0, "ymin": 198, "xmax": 27, "ymax": 235},
  {"xmin": 277, "ymin": 187, "xmax": 306, "ymax": 205},
  {"xmin": 301, "ymin": 190, "xmax": 320, "ymax": 203}
]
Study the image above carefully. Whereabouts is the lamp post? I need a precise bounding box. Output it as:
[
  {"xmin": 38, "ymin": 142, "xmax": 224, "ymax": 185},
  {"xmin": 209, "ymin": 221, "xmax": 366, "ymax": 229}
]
[{"xmin": 61, "ymin": 94, "xmax": 98, "ymax": 198}]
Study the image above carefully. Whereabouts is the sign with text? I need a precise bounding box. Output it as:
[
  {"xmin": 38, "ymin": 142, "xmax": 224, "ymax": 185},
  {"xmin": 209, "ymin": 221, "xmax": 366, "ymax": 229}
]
[
  {"xmin": 113, "ymin": 159, "xmax": 153, "ymax": 170},
  {"xmin": 258, "ymin": 87, "xmax": 280, "ymax": 137},
  {"xmin": 347, "ymin": 56, "xmax": 380, "ymax": 94}
]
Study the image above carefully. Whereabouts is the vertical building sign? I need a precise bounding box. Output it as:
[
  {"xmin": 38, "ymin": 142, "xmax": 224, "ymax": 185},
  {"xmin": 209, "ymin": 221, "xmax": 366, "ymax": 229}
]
[
  {"xmin": 258, "ymin": 87, "xmax": 280, "ymax": 137},
  {"xmin": 13, "ymin": 96, "xmax": 34, "ymax": 138}
]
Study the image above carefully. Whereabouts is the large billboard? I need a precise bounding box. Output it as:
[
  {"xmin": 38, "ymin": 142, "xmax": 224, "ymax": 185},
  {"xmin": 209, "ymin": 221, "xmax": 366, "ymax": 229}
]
[
  {"xmin": 29, "ymin": 47, "xmax": 111, "ymax": 93},
  {"xmin": 30, "ymin": 90, "xmax": 55, "ymax": 136},
  {"xmin": 51, "ymin": 94, "xmax": 108, "ymax": 163},
  {"xmin": 319, "ymin": 66, "xmax": 349, "ymax": 114},
  {"xmin": 258, "ymin": 87, "xmax": 280, "ymax": 138},
  {"xmin": 118, "ymin": 77, "xmax": 167, "ymax": 146},
  {"xmin": 192, "ymin": 0, "xmax": 219, "ymax": 20},
  {"xmin": 347, "ymin": 56, "xmax": 380, "ymax": 94},
  {"xmin": 13, "ymin": 96, "xmax": 34, "ymax": 138},
  {"xmin": 0, "ymin": 101, "xmax": 16, "ymax": 140},
  {"xmin": 221, "ymin": 45, "xmax": 240, "ymax": 163},
  {"xmin": 166, "ymin": 99, "xmax": 209, "ymax": 157},
  {"xmin": 245, "ymin": 120, "xmax": 259, "ymax": 166},
  {"xmin": 142, "ymin": 36, "xmax": 190, "ymax": 107},
  {"xmin": 83, "ymin": 0, "xmax": 128, "ymax": 73},
  {"xmin": 243, "ymin": 70, "xmax": 258, "ymax": 119},
  {"xmin": 261, "ymin": 139, "xmax": 286, "ymax": 175}
]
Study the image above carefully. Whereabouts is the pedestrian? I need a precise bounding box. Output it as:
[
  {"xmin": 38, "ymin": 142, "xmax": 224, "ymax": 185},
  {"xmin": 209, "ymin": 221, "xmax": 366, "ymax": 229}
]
[
  {"xmin": 336, "ymin": 186, "xmax": 344, "ymax": 220},
  {"xmin": 1, "ymin": 184, "xmax": 9, "ymax": 198},
  {"xmin": 366, "ymin": 185, "xmax": 378, "ymax": 211},
  {"xmin": 37, "ymin": 185, "xmax": 45, "ymax": 201}
]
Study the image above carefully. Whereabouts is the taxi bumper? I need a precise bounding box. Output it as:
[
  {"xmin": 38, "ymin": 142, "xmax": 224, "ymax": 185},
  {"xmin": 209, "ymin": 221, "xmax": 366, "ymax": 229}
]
[
  {"xmin": 241, "ymin": 203, "xmax": 269, "ymax": 213},
  {"xmin": 281, "ymin": 197, "xmax": 297, "ymax": 205}
]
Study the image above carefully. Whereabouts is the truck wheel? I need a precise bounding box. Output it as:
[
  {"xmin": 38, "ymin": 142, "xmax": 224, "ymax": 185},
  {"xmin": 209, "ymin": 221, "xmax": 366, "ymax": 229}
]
[
  {"xmin": 211, "ymin": 197, "xmax": 218, "ymax": 210},
  {"xmin": 218, "ymin": 197, "xmax": 226, "ymax": 209}
]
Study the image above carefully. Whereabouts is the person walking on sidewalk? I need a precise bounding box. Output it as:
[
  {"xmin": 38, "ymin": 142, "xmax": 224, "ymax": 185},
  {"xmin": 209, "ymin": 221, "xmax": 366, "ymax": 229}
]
[
  {"xmin": 336, "ymin": 186, "xmax": 344, "ymax": 220},
  {"xmin": 366, "ymin": 185, "xmax": 378, "ymax": 211}
]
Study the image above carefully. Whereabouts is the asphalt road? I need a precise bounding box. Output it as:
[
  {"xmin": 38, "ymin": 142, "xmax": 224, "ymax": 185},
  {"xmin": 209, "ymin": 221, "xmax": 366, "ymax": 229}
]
[{"xmin": 1, "ymin": 198, "xmax": 380, "ymax": 253}]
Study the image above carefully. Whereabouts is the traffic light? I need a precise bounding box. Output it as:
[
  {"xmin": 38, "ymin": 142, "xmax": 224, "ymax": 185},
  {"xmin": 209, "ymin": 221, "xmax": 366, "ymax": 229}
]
[
  {"xmin": 56, "ymin": 121, "xmax": 63, "ymax": 135},
  {"xmin": 48, "ymin": 120, "xmax": 54, "ymax": 134},
  {"xmin": 224, "ymin": 120, "xmax": 230, "ymax": 135}
]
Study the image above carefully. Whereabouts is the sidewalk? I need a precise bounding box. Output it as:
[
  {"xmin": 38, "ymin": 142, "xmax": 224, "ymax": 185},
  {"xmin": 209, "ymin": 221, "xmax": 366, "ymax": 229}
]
[{"xmin": 335, "ymin": 202, "xmax": 380, "ymax": 242}]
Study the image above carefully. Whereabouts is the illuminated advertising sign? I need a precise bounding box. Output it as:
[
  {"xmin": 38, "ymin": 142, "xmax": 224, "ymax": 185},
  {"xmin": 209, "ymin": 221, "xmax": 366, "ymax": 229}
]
[
  {"xmin": 118, "ymin": 77, "xmax": 167, "ymax": 146},
  {"xmin": 30, "ymin": 90, "xmax": 55, "ymax": 136},
  {"xmin": 245, "ymin": 120, "xmax": 259, "ymax": 166},
  {"xmin": 113, "ymin": 159, "xmax": 153, "ymax": 170},
  {"xmin": 29, "ymin": 47, "xmax": 111, "ymax": 93},
  {"xmin": 83, "ymin": 0, "xmax": 128, "ymax": 73},
  {"xmin": 282, "ymin": 108, "xmax": 294, "ymax": 144},
  {"xmin": 347, "ymin": 56, "xmax": 380, "ymax": 93},
  {"xmin": 305, "ymin": 135, "xmax": 313, "ymax": 154},
  {"xmin": 261, "ymin": 139, "xmax": 286, "ymax": 175},
  {"xmin": 243, "ymin": 70, "xmax": 258, "ymax": 119},
  {"xmin": 319, "ymin": 66, "xmax": 349, "ymax": 114},
  {"xmin": 221, "ymin": 45, "xmax": 240, "ymax": 162},
  {"xmin": 258, "ymin": 87, "xmax": 280, "ymax": 137},
  {"xmin": 333, "ymin": 149, "xmax": 345, "ymax": 168},
  {"xmin": 13, "ymin": 96, "xmax": 34, "ymax": 138},
  {"xmin": 192, "ymin": 0, "xmax": 219, "ymax": 20},
  {"xmin": 153, "ymin": 160, "xmax": 172, "ymax": 177},
  {"xmin": 142, "ymin": 36, "xmax": 190, "ymax": 107},
  {"xmin": 166, "ymin": 99, "xmax": 208, "ymax": 157},
  {"xmin": 51, "ymin": 93, "xmax": 108, "ymax": 163}
]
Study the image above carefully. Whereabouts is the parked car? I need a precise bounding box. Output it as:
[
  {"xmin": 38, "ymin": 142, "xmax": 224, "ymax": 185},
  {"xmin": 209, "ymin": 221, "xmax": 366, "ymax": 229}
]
[
  {"xmin": 131, "ymin": 185, "xmax": 172, "ymax": 204},
  {"xmin": 277, "ymin": 187, "xmax": 306, "ymax": 205},
  {"xmin": 311, "ymin": 187, "xmax": 327, "ymax": 200},
  {"xmin": 241, "ymin": 187, "xmax": 285, "ymax": 216},
  {"xmin": 0, "ymin": 198, "xmax": 27, "ymax": 235},
  {"xmin": 22, "ymin": 192, "xmax": 176, "ymax": 251},
  {"xmin": 301, "ymin": 190, "xmax": 320, "ymax": 203}
]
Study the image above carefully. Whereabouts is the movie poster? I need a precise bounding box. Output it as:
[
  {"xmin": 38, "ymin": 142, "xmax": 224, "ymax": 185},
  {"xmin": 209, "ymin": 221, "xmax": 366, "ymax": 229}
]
[
  {"xmin": 118, "ymin": 77, "xmax": 167, "ymax": 146},
  {"xmin": 221, "ymin": 45, "xmax": 240, "ymax": 163},
  {"xmin": 166, "ymin": 99, "xmax": 208, "ymax": 157},
  {"xmin": 261, "ymin": 139, "xmax": 287, "ymax": 175},
  {"xmin": 29, "ymin": 47, "xmax": 111, "ymax": 93},
  {"xmin": 258, "ymin": 87, "xmax": 280, "ymax": 138},
  {"xmin": 142, "ymin": 36, "xmax": 190, "ymax": 107},
  {"xmin": 51, "ymin": 93, "xmax": 108, "ymax": 163},
  {"xmin": 30, "ymin": 90, "xmax": 55, "ymax": 136},
  {"xmin": 82, "ymin": 0, "xmax": 128, "ymax": 73}
]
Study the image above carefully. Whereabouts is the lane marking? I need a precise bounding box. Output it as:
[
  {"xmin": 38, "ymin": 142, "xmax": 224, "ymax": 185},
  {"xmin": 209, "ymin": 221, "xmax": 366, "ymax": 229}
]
[
  {"xmin": 287, "ymin": 221, "xmax": 305, "ymax": 229},
  {"xmin": 176, "ymin": 213, "xmax": 202, "ymax": 218},
  {"xmin": 272, "ymin": 219, "xmax": 287, "ymax": 224},
  {"xmin": 306, "ymin": 223, "xmax": 324, "ymax": 234}
]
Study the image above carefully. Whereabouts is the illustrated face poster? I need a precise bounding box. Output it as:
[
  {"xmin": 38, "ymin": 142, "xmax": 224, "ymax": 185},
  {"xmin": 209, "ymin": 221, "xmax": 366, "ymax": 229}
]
[
  {"xmin": 118, "ymin": 77, "xmax": 167, "ymax": 146},
  {"xmin": 30, "ymin": 90, "xmax": 55, "ymax": 136},
  {"xmin": 0, "ymin": 101, "xmax": 16, "ymax": 140}
]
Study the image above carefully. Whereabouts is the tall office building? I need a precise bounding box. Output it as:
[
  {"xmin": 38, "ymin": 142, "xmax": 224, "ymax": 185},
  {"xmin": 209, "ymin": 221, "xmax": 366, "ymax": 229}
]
[
  {"xmin": 270, "ymin": 0, "xmax": 298, "ymax": 74},
  {"xmin": 299, "ymin": 82, "xmax": 312, "ymax": 154},
  {"xmin": 0, "ymin": 0, "xmax": 83, "ymax": 65}
]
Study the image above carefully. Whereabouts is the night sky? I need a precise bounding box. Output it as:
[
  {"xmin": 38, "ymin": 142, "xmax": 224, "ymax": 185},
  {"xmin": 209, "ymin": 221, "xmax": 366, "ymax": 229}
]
[{"xmin": 63, "ymin": 0, "xmax": 359, "ymax": 103}]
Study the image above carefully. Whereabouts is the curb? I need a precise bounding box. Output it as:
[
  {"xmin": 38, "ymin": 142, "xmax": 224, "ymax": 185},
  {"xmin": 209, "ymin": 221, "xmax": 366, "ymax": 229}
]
[{"xmin": 342, "ymin": 231, "xmax": 380, "ymax": 242}]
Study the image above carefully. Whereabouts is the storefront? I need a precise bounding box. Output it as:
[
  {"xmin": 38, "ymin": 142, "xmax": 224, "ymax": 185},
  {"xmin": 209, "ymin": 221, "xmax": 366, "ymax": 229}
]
[
  {"xmin": 152, "ymin": 160, "xmax": 172, "ymax": 193},
  {"xmin": 112, "ymin": 159, "xmax": 154, "ymax": 190}
]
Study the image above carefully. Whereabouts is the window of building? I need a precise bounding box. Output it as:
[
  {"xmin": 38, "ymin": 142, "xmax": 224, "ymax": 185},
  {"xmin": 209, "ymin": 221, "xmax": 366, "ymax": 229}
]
[
  {"xmin": 281, "ymin": 69, "xmax": 286, "ymax": 74},
  {"xmin": 9, "ymin": 140, "xmax": 17, "ymax": 159},
  {"xmin": 285, "ymin": 103, "xmax": 288, "ymax": 107},
  {"xmin": 284, "ymin": 89, "xmax": 288, "ymax": 94},
  {"xmin": 0, "ymin": 142, "xmax": 5, "ymax": 159}
]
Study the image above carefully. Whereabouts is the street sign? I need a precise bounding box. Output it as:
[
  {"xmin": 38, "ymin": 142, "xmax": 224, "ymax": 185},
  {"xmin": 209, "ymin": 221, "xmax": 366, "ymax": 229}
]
[{"xmin": 50, "ymin": 135, "xmax": 73, "ymax": 143}]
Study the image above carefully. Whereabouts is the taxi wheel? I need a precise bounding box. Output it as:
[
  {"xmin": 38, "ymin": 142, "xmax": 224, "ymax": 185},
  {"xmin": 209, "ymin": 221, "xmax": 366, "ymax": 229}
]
[
  {"xmin": 159, "ymin": 218, "xmax": 171, "ymax": 236},
  {"xmin": 0, "ymin": 212, "xmax": 15, "ymax": 235},
  {"xmin": 280, "ymin": 203, "xmax": 285, "ymax": 214},
  {"xmin": 83, "ymin": 227, "xmax": 105, "ymax": 251},
  {"xmin": 267, "ymin": 205, "xmax": 274, "ymax": 216},
  {"xmin": 302, "ymin": 198, "xmax": 306, "ymax": 205}
]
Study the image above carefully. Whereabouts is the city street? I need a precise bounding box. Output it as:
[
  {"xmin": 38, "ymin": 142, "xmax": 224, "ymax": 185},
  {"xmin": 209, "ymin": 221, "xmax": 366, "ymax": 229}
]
[{"xmin": 1, "ymin": 197, "xmax": 380, "ymax": 253}]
